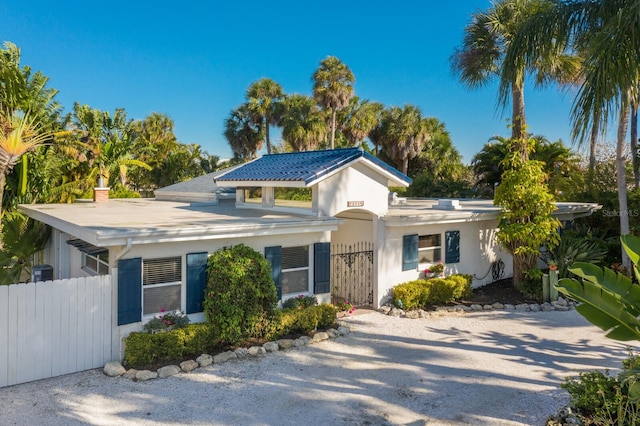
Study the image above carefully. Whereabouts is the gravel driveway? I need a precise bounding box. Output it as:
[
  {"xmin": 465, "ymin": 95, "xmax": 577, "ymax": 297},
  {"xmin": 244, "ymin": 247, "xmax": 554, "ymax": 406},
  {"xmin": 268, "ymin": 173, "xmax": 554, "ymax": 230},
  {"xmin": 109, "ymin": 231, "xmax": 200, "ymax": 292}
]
[{"xmin": 0, "ymin": 310, "xmax": 632, "ymax": 425}]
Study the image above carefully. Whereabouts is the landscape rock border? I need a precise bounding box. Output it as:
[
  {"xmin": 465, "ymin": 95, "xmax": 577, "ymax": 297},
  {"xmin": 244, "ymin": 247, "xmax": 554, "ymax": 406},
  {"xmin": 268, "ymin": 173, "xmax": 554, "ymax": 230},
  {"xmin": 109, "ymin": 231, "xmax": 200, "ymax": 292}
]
[
  {"xmin": 379, "ymin": 296, "xmax": 575, "ymax": 318},
  {"xmin": 103, "ymin": 325, "xmax": 351, "ymax": 382}
]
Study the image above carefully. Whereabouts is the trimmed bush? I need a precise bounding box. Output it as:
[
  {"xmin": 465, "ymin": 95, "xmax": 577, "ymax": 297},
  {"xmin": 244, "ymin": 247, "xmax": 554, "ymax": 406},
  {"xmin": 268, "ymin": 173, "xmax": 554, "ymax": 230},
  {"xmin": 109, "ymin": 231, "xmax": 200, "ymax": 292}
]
[
  {"xmin": 203, "ymin": 244, "xmax": 278, "ymax": 345},
  {"xmin": 265, "ymin": 304, "xmax": 338, "ymax": 340},
  {"xmin": 392, "ymin": 274, "xmax": 472, "ymax": 309},
  {"xmin": 123, "ymin": 323, "xmax": 217, "ymax": 368}
]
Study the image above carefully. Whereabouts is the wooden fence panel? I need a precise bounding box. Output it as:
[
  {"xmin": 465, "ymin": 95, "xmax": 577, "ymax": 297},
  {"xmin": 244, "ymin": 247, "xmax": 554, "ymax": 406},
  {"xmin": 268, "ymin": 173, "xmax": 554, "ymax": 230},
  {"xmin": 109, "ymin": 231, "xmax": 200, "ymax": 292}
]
[{"xmin": 0, "ymin": 276, "xmax": 112, "ymax": 388}]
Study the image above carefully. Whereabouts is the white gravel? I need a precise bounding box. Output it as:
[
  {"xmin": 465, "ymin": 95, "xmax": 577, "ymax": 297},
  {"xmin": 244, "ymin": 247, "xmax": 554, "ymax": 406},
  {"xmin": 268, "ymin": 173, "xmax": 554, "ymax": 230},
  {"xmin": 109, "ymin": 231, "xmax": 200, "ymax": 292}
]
[{"xmin": 0, "ymin": 309, "xmax": 633, "ymax": 425}]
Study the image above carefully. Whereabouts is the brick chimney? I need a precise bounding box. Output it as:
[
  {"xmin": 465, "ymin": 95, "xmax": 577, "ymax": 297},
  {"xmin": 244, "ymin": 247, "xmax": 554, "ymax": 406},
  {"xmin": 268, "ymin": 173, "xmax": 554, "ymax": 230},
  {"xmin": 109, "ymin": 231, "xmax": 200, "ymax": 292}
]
[{"xmin": 94, "ymin": 187, "xmax": 110, "ymax": 202}]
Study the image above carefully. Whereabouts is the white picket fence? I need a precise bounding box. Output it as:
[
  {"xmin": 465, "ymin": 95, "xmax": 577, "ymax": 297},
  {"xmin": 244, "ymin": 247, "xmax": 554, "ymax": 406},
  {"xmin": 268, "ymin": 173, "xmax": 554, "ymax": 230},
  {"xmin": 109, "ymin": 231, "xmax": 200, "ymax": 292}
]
[{"xmin": 0, "ymin": 275, "xmax": 113, "ymax": 388}]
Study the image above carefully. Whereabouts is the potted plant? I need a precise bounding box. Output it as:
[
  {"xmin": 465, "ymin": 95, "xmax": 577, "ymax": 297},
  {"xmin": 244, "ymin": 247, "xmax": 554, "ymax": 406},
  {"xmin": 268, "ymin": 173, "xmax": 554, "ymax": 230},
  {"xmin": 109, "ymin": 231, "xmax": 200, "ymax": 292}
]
[
  {"xmin": 425, "ymin": 260, "xmax": 445, "ymax": 277},
  {"xmin": 548, "ymin": 261, "xmax": 558, "ymax": 271}
]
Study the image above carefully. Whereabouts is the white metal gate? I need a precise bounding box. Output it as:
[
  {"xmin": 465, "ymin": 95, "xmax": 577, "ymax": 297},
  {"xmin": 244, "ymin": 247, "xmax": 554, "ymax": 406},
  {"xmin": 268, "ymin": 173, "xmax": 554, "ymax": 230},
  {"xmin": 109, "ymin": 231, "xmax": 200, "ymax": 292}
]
[{"xmin": 0, "ymin": 275, "xmax": 112, "ymax": 388}]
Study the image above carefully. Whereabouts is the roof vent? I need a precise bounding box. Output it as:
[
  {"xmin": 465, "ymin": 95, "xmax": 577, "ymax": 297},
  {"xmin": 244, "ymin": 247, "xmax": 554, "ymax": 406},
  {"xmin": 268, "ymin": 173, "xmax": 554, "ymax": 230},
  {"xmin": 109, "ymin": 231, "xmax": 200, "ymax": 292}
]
[
  {"xmin": 389, "ymin": 192, "xmax": 406, "ymax": 206},
  {"xmin": 433, "ymin": 199, "xmax": 461, "ymax": 210}
]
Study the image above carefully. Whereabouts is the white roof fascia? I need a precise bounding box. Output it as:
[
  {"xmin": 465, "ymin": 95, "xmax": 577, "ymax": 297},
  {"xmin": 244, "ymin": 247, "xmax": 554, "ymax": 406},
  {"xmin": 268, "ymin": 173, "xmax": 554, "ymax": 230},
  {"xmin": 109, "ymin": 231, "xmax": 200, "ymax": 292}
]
[{"xmin": 91, "ymin": 219, "xmax": 343, "ymax": 246}]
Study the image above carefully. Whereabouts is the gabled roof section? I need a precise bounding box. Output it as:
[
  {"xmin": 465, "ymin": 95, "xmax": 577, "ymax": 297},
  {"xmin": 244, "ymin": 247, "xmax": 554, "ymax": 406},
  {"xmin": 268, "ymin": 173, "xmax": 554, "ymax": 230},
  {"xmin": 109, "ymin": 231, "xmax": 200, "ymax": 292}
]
[{"xmin": 214, "ymin": 148, "xmax": 412, "ymax": 187}]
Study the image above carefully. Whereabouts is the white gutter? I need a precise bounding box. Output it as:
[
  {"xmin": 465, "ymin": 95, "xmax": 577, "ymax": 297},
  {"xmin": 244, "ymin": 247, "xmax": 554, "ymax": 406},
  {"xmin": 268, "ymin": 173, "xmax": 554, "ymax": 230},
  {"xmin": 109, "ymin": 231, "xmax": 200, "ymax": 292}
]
[{"xmin": 115, "ymin": 238, "xmax": 133, "ymax": 260}]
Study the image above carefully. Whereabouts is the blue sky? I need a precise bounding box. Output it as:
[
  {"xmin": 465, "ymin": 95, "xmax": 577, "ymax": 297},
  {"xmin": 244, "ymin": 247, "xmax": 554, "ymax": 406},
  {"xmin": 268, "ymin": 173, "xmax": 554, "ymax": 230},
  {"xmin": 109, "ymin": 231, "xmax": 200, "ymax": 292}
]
[{"xmin": 3, "ymin": 0, "xmax": 581, "ymax": 163}]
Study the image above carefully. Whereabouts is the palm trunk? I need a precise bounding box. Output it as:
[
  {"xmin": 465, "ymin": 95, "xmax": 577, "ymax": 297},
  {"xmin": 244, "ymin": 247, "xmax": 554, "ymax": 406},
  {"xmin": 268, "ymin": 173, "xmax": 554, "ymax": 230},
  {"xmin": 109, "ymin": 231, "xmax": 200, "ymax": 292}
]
[
  {"xmin": 511, "ymin": 79, "xmax": 526, "ymax": 150},
  {"xmin": 631, "ymin": 103, "xmax": 639, "ymax": 188},
  {"xmin": 588, "ymin": 113, "xmax": 600, "ymax": 173},
  {"xmin": 402, "ymin": 156, "xmax": 409, "ymax": 176},
  {"xmin": 265, "ymin": 121, "xmax": 271, "ymax": 155},
  {"xmin": 330, "ymin": 109, "xmax": 337, "ymax": 150},
  {"xmin": 617, "ymin": 103, "xmax": 631, "ymax": 270},
  {"xmin": 0, "ymin": 171, "xmax": 5, "ymax": 224}
]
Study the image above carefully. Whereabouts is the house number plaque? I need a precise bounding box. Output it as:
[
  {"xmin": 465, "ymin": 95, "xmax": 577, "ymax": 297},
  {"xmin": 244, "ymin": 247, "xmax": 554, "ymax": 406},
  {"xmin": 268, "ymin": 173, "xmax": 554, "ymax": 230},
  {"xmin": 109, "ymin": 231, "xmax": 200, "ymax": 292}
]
[{"xmin": 347, "ymin": 201, "xmax": 364, "ymax": 207}]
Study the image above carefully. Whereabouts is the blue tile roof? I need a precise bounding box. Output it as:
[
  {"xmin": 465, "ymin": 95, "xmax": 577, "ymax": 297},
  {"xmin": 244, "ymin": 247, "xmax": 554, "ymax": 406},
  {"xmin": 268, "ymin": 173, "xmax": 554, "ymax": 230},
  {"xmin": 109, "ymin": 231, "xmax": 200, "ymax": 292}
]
[{"xmin": 215, "ymin": 148, "xmax": 412, "ymax": 186}]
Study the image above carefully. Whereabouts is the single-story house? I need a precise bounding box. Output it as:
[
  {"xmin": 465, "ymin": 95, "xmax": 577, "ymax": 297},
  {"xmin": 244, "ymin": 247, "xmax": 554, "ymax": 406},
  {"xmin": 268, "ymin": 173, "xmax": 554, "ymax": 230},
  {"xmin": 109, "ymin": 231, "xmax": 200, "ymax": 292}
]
[{"xmin": 20, "ymin": 148, "xmax": 599, "ymax": 355}]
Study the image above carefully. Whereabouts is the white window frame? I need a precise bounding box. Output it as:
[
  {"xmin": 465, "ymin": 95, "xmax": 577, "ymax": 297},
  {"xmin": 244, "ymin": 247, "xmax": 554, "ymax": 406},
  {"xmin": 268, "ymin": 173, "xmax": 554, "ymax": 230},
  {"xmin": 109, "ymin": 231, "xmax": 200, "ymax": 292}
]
[
  {"xmin": 142, "ymin": 256, "xmax": 183, "ymax": 317},
  {"xmin": 281, "ymin": 245, "xmax": 311, "ymax": 296},
  {"xmin": 418, "ymin": 233, "xmax": 442, "ymax": 266},
  {"xmin": 82, "ymin": 252, "xmax": 109, "ymax": 276}
]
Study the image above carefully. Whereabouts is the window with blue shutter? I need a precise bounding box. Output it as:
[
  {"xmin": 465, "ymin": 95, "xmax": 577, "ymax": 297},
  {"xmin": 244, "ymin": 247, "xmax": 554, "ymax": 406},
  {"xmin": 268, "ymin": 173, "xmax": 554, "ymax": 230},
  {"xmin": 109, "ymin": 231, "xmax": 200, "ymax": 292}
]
[
  {"xmin": 445, "ymin": 230, "xmax": 460, "ymax": 264},
  {"xmin": 186, "ymin": 252, "xmax": 208, "ymax": 314},
  {"xmin": 402, "ymin": 234, "xmax": 419, "ymax": 271},
  {"xmin": 265, "ymin": 246, "xmax": 282, "ymax": 300},
  {"xmin": 314, "ymin": 242, "xmax": 331, "ymax": 294},
  {"xmin": 118, "ymin": 258, "xmax": 142, "ymax": 325}
]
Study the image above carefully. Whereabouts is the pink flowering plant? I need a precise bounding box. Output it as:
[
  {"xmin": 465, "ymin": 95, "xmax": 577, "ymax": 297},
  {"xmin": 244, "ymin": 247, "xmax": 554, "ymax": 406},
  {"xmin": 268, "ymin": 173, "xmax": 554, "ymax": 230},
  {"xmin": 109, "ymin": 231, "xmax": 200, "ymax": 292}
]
[
  {"xmin": 425, "ymin": 260, "xmax": 444, "ymax": 275},
  {"xmin": 143, "ymin": 308, "xmax": 190, "ymax": 333},
  {"xmin": 336, "ymin": 300, "xmax": 356, "ymax": 314}
]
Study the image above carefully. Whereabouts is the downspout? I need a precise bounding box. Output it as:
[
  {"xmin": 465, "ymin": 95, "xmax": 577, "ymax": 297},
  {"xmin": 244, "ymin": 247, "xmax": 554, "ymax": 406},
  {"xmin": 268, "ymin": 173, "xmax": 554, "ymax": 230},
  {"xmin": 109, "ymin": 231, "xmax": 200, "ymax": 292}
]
[{"xmin": 115, "ymin": 238, "xmax": 133, "ymax": 261}]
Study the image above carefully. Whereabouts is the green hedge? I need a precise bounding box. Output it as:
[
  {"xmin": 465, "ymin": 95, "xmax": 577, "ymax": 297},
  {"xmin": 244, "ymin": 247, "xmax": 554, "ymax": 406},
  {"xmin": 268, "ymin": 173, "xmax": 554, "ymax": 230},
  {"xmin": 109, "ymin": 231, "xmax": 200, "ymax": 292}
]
[
  {"xmin": 124, "ymin": 304, "xmax": 338, "ymax": 369},
  {"xmin": 392, "ymin": 274, "xmax": 473, "ymax": 310},
  {"xmin": 124, "ymin": 323, "xmax": 217, "ymax": 369}
]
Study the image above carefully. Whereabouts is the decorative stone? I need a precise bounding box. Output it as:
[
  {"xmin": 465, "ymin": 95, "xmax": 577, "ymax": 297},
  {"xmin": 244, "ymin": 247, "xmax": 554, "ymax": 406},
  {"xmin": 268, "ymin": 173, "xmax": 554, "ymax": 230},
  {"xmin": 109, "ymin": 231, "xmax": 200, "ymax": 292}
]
[
  {"xmin": 213, "ymin": 351, "xmax": 237, "ymax": 363},
  {"xmin": 529, "ymin": 304, "xmax": 541, "ymax": 312},
  {"xmin": 405, "ymin": 310, "xmax": 420, "ymax": 319},
  {"xmin": 123, "ymin": 369, "xmax": 137, "ymax": 380},
  {"xmin": 461, "ymin": 305, "xmax": 472, "ymax": 312},
  {"xmin": 295, "ymin": 336, "xmax": 313, "ymax": 346},
  {"xmin": 248, "ymin": 346, "xmax": 266, "ymax": 356},
  {"xmin": 556, "ymin": 296, "xmax": 568, "ymax": 307},
  {"xmin": 180, "ymin": 359, "xmax": 199, "ymax": 372},
  {"xmin": 136, "ymin": 370, "xmax": 158, "ymax": 381},
  {"xmin": 157, "ymin": 365, "xmax": 181, "ymax": 378},
  {"xmin": 554, "ymin": 305, "xmax": 570, "ymax": 311},
  {"xmin": 263, "ymin": 342, "xmax": 279, "ymax": 352},
  {"xmin": 503, "ymin": 304, "xmax": 515, "ymax": 310},
  {"xmin": 326, "ymin": 329, "xmax": 340, "ymax": 338},
  {"xmin": 483, "ymin": 304, "xmax": 494, "ymax": 310},
  {"xmin": 389, "ymin": 307, "xmax": 403, "ymax": 317},
  {"xmin": 337, "ymin": 327, "xmax": 350, "ymax": 336},
  {"xmin": 196, "ymin": 354, "xmax": 213, "ymax": 367},
  {"xmin": 379, "ymin": 305, "xmax": 392, "ymax": 315},
  {"xmin": 470, "ymin": 304, "xmax": 483, "ymax": 311},
  {"xmin": 277, "ymin": 339, "xmax": 295, "ymax": 349},
  {"xmin": 103, "ymin": 361, "xmax": 126, "ymax": 377},
  {"xmin": 515, "ymin": 303, "xmax": 530, "ymax": 311},
  {"xmin": 491, "ymin": 302, "xmax": 504, "ymax": 309},
  {"xmin": 435, "ymin": 306, "xmax": 448, "ymax": 312},
  {"xmin": 312, "ymin": 332, "xmax": 329, "ymax": 343},
  {"xmin": 234, "ymin": 348, "xmax": 249, "ymax": 359}
]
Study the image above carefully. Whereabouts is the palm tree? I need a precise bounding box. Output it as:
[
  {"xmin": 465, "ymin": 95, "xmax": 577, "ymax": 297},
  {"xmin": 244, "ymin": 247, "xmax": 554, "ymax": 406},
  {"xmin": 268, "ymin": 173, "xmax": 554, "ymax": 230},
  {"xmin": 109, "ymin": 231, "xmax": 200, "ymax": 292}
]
[
  {"xmin": 246, "ymin": 78, "xmax": 285, "ymax": 155},
  {"xmin": 0, "ymin": 115, "xmax": 50, "ymax": 218},
  {"xmin": 312, "ymin": 56, "xmax": 355, "ymax": 149},
  {"xmin": 375, "ymin": 105, "xmax": 430, "ymax": 175},
  {"xmin": 452, "ymin": 0, "xmax": 580, "ymax": 145},
  {"xmin": 280, "ymin": 95, "xmax": 327, "ymax": 152},
  {"xmin": 472, "ymin": 135, "xmax": 578, "ymax": 190},
  {"xmin": 504, "ymin": 0, "xmax": 640, "ymax": 269},
  {"xmin": 224, "ymin": 104, "xmax": 263, "ymax": 159},
  {"xmin": 339, "ymin": 97, "xmax": 384, "ymax": 148}
]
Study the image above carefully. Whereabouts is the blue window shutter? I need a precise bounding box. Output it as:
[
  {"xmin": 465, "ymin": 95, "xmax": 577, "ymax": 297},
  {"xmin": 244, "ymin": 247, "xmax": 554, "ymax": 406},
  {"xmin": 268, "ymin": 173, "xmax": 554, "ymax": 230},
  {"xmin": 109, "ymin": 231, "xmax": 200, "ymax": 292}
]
[
  {"xmin": 118, "ymin": 258, "xmax": 142, "ymax": 325},
  {"xmin": 314, "ymin": 243, "xmax": 331, "ymax": 294},
  {"xmin": 445, "ymin": 231, "xmax": 461, "ymax": 264},
  {"xmin": 265, "ymin": 246, "xmax": 282, "ymax": 300},
  {"xmin": 402, "ymin": 234, "xmax": 418, "ymax": 271},
  {"xmin": 186, "ymin": 252, "xmax": 208, "ymax": 314}
]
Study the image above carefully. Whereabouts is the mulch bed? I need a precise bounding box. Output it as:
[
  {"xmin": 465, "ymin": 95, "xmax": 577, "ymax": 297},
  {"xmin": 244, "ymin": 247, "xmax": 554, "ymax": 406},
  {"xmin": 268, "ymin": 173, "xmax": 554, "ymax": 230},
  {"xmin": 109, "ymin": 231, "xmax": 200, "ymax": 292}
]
[{"xmin": 461, "ymin": 278, "xmax": 540, "ymax": 305}]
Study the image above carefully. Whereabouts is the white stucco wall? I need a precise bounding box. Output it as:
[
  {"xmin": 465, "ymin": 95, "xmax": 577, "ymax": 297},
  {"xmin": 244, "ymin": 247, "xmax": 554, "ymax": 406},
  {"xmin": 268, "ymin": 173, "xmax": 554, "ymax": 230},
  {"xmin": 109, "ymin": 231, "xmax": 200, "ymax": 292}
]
[
  {"xmin": 331, "ymin": 211, "xmax": 374, "ymax": 246},
  {"xmin": 317, "ymin": 163, "xmax": 389, "ymax": 217},
  {"xmin": 375, "ymin": 219, "xmax": 514, "ymax": 307}
]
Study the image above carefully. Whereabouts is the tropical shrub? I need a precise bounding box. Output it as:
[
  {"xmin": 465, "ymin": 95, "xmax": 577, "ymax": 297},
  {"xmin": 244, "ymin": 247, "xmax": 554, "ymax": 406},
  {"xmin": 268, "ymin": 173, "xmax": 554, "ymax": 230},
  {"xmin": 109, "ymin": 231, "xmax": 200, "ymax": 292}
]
[
  {"xmin": 561, "ymin": 353, "xmax": 640, "ymax": 425},
  {"xmin": 203, "ymin": 244, "xmax": 278, "ymax": 344},
  {"xmin": 392, "ymin": 274, "xmax": 472, "ymax": 309}
]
